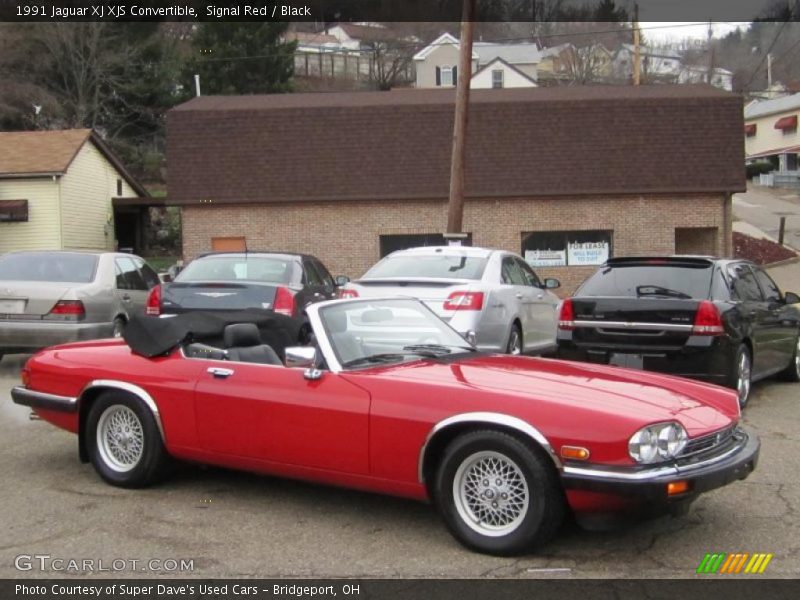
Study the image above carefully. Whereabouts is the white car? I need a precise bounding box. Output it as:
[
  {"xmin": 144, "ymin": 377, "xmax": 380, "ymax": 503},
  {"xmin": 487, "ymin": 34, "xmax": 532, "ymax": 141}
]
[{"xmin": 338, "ymin": 246, "xmax": 561, "ymax": 354}]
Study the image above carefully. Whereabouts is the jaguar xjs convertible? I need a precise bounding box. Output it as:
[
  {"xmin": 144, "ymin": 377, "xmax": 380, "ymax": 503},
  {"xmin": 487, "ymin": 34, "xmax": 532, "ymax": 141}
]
[{"xmin": 11, "ymin": 297, "xmax": 759, "ymax": 555}]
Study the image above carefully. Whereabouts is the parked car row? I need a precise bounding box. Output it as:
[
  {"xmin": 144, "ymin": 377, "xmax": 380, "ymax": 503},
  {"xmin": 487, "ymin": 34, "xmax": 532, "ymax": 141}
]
[{"xmin": 3, "ymin": 247, "xmax": 799, "ymax": 410}]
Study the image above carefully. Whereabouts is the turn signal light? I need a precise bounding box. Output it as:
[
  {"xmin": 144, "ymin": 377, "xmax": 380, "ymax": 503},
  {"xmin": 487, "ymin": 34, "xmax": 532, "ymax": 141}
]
[
  {"xmin": 558, "ymin": 298, "xmax": 576, "ymax": 330},
  {"xmin": 444, "ymin": 291, "xmax": 484, "ymax": 311},
  {"xmin": 337, "ymin": 288, "xmax": 359, "ymax": 299},
  {"xmin": 145, "ymin": 284, "xmax": 161, "ymax": 316},
  {"xmin": 273, "ymin": 286, "xmax": 296, "ymax": 317},
  {"xmin": 692, "ymin": 300, "xmax": 724, "ymax": 335},
  {"xmin": 49, "ymin": 300, "xmax": 85, "ymax": 317},
  {"xmin": 560, "ymin": 445, "xmax": 591, "ymax": 461},
  {"xmin": 667, "ymin": 480, "xmax": 691, "ymax": 496}
]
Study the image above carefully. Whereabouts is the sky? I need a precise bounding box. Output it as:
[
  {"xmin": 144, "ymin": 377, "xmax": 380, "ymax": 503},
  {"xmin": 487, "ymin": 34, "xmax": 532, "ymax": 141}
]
[{"xmin": 641, "ymin": 22, "xmax": 750, "ymax": 44}]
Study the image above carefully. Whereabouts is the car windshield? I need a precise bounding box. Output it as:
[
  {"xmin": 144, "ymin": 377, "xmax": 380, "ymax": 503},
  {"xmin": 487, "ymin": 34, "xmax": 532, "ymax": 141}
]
[
  {"xmin": 364, "ymin": 254, "xmax": 487, "ymax": 280},
  {"xmin": 578, "ymin": 264, "xmax": 713, "ymax": 299},
  {"xmin": 0, "ymin": 252, "xmax": 97, "ymax": 283},
  {"xmin": 177, "ymin": 256, "xmax": 295, "ymax": 284},
  {"xmin": 319, "ymin": 298, "xmax": 475, "ymax": 369}
]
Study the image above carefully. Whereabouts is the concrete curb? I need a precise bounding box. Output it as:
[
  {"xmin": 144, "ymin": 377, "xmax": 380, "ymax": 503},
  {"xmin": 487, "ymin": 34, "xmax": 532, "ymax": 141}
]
[{"xmin": 766, "ymin": 255, "xmax": 800, "ymax": 268}]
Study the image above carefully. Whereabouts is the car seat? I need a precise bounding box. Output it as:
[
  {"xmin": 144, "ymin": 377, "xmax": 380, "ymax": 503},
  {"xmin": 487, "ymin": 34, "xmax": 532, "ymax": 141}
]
[{"xmin": 223, "ymin": 323, "xmax": 282, "ymax": 365}]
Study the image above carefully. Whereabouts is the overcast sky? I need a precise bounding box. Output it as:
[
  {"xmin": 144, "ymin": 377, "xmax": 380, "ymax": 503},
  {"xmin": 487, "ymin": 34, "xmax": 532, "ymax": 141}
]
[{"xmin": 640, "ymin": 22, "xmax": 750, "ymax": 43}]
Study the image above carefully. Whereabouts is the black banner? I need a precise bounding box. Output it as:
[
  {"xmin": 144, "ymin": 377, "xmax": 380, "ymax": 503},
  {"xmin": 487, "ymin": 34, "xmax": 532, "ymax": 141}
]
[
  {"xmin": 0, "ymin": 0, "xmax": 793, "ymax": 23},
  {"xmin": 4, "ymin": 579, "xmax": 800, "ymax": 600}
]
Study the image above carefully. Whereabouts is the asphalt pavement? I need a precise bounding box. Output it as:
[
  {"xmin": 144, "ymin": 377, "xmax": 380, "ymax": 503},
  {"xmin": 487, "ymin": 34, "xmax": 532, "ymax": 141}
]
[{"xmin": 734, "ymin": 185, "xmax": 800, "ymax": 251}]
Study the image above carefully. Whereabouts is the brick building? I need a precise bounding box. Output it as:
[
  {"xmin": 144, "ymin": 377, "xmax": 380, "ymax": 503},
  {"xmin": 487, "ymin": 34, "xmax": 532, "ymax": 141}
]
[{"xmin": 167, "ymin": 85, "xmax": 745, "ymax": 294}]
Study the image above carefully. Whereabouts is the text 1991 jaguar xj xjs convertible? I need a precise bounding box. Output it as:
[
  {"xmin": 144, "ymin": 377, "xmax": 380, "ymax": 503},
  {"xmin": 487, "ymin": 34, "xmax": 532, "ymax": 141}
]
[{"xmin": 12, "ymin": 297, "xmax": 759, "ymax": 555}]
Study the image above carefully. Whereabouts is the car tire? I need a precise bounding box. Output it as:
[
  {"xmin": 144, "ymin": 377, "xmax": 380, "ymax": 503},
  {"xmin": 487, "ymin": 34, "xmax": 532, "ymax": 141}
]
[
  {"xmin": 433, "ymin": 430, "xmax": 564, "ymax": 556},
  {"xmin": 112, "ymin": 318, "xmax": 126, "ymax": 338},
  {"xmin": 86, "ymin": 392, "xmax": 168, "ymax": 488},
  {"xmin": 728, "ymin": 344, "xmax": 752, "ymax": 408},
  {"xmin": 778, "ymin": 333, "xmax": 800, "ymax": 383},
  {"xmin": 506, "ymin": 324, "xmax": 523, "ymax": 355}
]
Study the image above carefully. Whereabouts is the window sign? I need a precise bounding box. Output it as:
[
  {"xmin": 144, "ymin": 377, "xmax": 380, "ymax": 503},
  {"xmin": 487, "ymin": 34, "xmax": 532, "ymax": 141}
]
[
  {"xmin": 567, "ymin": 240, "xmax": 609, "ymax": 266},
  {"xmin": 522, "ymin": 230, "xmax": 612, "ymax": 267},
  {"xmin": 525, "ymin": 249, "xmax": 567, "ymax": 267}
]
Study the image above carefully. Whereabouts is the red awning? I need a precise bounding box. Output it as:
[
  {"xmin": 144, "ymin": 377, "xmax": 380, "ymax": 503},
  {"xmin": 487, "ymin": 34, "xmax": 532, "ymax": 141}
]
[
  {"xmin": 774, "ymin": 115, "xmax": 798, "ymax": 130},
  {"xmin": 745, "ymin": 123, "xmax": 757, "ymax": 136}
]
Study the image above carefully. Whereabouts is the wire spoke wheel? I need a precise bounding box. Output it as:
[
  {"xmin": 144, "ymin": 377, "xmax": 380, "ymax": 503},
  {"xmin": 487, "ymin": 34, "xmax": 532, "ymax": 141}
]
[
  {"xmin": 96, "ymin": 405, "xmax": 144, "ymax": 473},
  {"xmin": 453, "ymin": 450, "xmax": 530, "ymax": 537}
]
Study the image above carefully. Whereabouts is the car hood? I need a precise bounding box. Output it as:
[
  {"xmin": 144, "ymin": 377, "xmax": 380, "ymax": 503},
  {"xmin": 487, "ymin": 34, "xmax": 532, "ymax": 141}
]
[{"xmin": 347, "ymin": 354, "xmax": 739, "ymax": 438}]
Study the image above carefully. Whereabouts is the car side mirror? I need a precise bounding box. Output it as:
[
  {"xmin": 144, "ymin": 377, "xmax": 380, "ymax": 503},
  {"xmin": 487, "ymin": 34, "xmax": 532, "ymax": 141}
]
[
  {"xmin": 544, "ymin": 278, "xmax": 561, "ymax": 289},
  {"xmin": 159, "ymin": 273, "xmax": 172, "ymax": 283},
  {"xmin": 785, "ymin": 291, "xmax": 800, "ymax": 304},
  {"xmin": 335, "ymin": 275, "xmax": 350, "ymax": 286},
  {"xmin": 285, "ymin": 346, "xmax": 323, "ymax": 381},
  {"xmin": 463, "ymin": 330, "xmax": 477, "ymax": 346}
]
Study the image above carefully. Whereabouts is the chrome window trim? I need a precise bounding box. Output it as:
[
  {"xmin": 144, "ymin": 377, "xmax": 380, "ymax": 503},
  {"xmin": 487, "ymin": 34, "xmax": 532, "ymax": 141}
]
[
  {"xmin": 417, "ymin": 412, "xmax": 563, "ymax": 483},
  {"xmin": 80, "ymin": 380, "xmax": 165, "ymax": 442},
  {"xmin": 572, "ymin": 320, "xmax": 694, "ymax": 332},
  {"xmin": 304, "ymin": 302, "xmax": 342, "ymax": 373},
  {"xmin": 562, "ymin": 430, "xmax": 748, "ymax": 482}
]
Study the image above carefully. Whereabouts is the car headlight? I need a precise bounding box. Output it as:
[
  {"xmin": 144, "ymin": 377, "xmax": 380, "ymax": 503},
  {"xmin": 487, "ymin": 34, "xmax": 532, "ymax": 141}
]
[{"xmin": 629, "ymin": 422, "xmax": 688, "ymax": 464}]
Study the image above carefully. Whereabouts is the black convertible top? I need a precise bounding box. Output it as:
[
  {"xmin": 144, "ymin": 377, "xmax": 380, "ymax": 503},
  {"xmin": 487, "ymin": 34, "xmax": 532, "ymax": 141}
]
[{"xmin": 122, "ymin": 310, "xmax": 300, "ymax": 359}]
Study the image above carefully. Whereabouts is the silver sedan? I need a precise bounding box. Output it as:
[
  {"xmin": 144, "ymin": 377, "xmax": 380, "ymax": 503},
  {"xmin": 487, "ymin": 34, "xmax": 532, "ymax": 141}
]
[
  {"xmin": 0, "ymin": 251, "xmax": 160, "ymax": 361},
  {"xmin": 338, "ymin": 246, "xmax": 561, "ymax": 354}
]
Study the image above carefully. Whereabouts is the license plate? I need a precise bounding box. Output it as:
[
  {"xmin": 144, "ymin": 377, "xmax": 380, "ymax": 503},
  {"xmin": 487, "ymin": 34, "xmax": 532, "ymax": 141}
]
[
  {"xmin": 609, "ymin": 353, "xmax": 644, "ymax": 369},
  {"xmin": 0, "ymin": 299, "xmax": 25, "ymax": 314}
]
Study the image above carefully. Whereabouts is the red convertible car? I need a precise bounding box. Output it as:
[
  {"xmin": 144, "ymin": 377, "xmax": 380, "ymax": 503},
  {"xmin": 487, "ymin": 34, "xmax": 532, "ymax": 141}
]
[{"xmin": 12, "ymin": 297, "xmax": 759, "ymax": 555}]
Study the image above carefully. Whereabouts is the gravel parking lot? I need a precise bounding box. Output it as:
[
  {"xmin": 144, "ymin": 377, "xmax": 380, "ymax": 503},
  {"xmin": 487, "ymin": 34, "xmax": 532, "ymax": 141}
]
[{"xmin": 1, "ymin": 352, "xmax": 798, "ymax": 580}]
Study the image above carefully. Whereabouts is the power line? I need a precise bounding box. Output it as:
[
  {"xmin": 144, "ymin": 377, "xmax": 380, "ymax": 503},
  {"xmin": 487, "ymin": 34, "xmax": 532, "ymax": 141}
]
[{"xmin": 742, "ymin": 20, "xmax": 788, "ymax": 92}]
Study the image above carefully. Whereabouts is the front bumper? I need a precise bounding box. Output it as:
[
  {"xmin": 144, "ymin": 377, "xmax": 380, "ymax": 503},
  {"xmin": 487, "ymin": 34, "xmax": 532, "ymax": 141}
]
[
  {"xmin": 561, "ymin": 426, "xmax": 759, "ymax": 503},
  {"xmin": 0, "ymin": 320, "xmax": 112, "ymax": 352}
]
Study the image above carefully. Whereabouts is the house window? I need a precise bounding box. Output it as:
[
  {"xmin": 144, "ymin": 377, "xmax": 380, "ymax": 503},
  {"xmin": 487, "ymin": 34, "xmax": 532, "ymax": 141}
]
[
  {"xmin": 441, "ymin": 66, "xmax": 453, "ymax": 86},
  {"xmin": 521, "ymin": 230, "xmax": 612, "ymax": 267},
  {"xmin": 0, "ymin": 199, "xmax": 28, "ymax": 222},
  {"xmin": 116, "ymin": 179, "xmax": 123, "ymax": 196},
  {"xmin": 379, "ymin": 233, "xmax": 472, "ymax": 258},
  {"xmin": 745, "ymin": 124, "xmax": 757, "ymax": 137},
  {"xmin": 492, "ymin": 69, "xmax": 504, "ymax": 88}
]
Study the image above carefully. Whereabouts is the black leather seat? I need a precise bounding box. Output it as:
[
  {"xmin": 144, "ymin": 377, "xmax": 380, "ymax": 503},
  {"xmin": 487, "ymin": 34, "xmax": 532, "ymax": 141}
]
[{"xmin": 223, "ymin": 323, "xmax": 282, "ymax": 365}]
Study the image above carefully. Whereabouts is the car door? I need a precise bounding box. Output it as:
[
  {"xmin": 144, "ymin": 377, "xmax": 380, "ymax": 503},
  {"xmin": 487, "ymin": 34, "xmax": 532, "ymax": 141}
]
[
  {"xmin": 114, "ymin": 256, "xmax": 149, "ymax": 317},
  {"xmin": 310, "ymin": 257, "xmax": 337, "ymax": 300},
  {"xmin": 515, "ymin": 258, "xmax": 559, "ymax": 351},
  {"xmin": 752, "ymin": 266, "xmax": 798, "ymax": 372},
  {"xmin": 301, "ymin": 259, "xmax": 328, "ymax": 309},
  {"xmin": 500, "ymin": 256, "xmax": 538, "ymax": 349},
  {"xmin": 193, "ymin": 359, "xmax": 371, "ymax": 474},
  {"xmin": 728, "ymin": 263, "xmax": 771, "ymax": 377}
]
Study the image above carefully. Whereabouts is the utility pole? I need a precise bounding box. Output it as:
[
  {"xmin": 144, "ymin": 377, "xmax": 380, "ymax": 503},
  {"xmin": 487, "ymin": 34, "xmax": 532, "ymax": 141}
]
[
  {"xmin": 632, "ymin": 2, "xmax": 641, "ymax": 85},
  {"xmin": 446, "ymin": 0, "xmax": 476, "ymax": 235},
  {"xmin": 706, "ymin": 21, "xmax": 715, "ymax": 84}
]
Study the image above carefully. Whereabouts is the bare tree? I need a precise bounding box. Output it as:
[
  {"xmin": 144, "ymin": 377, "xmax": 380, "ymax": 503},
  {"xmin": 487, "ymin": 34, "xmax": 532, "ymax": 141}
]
[{"xmin": 561, "ymin": 44, "xmax": 611, "ymax": 84}]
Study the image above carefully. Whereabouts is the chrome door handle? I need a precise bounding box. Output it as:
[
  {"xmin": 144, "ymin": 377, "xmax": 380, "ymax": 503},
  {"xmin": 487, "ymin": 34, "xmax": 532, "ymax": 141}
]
[
  {"xmin": 536, "ymin": 293, "xmax": 544, "ymax": 299},
  {"xmin": 515, "ymin": 293, "xmax": 523, "ymax": 299},
  {"xmin": 207, "ymin": 367, "xmax": 234, "ymax": 378},
  {"xmin": 122, "ymin": 294, "xmax": 131, "ymax": 301}
]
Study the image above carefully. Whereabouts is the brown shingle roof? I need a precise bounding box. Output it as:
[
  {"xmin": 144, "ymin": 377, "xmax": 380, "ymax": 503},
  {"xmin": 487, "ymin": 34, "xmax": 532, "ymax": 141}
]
[
  {"xmin": 167, "ymin": 85, "xmax": 745, "ymax": 205},
  {"xmin": 0, "ymin": 128, "xmax": 91, "ymax": 176},
  {"xmin": 0, "ymin": 128, "xmax": 148, "ymax": 196}
]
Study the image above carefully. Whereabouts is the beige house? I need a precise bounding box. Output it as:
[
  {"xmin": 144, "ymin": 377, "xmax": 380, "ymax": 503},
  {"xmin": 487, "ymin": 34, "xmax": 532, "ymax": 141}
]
[
  {"xmin": 413, "ymin": 33, "xmax": 478, "ymax": 88},
  {"xmin": 470, "ymin": 57, "xmax": 537, "ymax": 89},
  {"xmin": 0, "ymin": 129, "xmax": 148, "ymax": 254},
  {"xmin": 744, "ymin": 93, "xmax": 800, "ymax": 173}
]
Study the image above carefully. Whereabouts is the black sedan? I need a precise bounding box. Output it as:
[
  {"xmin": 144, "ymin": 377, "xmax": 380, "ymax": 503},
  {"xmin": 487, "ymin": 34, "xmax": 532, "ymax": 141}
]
[
  {"xmin": 556, "ymin": 256, "xmax": 800, "ymax": 407},
  {"xmin": 145, "ymin": 252, "xmax": 341, "ymax": 342}
]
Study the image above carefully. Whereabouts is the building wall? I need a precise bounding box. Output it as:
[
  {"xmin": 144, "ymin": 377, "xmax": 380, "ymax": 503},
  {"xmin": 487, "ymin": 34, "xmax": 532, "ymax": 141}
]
[
  {"xmin": 414, "ymin": 44, "xmax": 476, "ymax": 88},
  {"xmin": 0, "ymin": 178, "xmax": 61, "ymax": 253},
  {"xmin": 60, "ymin": 142, "xmax": 136, "ymax": 251},
  {"xmin": 745, "ymin": 111, "xmax": 800, "ymax": 158},
  {"xmin": 471, "ymin": 64, "xmax": 536, "ymax": 88},
  {"xmin": 181, "ymin": 193, "xmax": 727, "ymax": 296}
]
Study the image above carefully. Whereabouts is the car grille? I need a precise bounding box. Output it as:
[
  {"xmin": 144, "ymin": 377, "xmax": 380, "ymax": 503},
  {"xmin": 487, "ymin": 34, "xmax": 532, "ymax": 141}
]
[{"xmin": 680, "ymin": 426, "xmax": 736, "ymax": 459}]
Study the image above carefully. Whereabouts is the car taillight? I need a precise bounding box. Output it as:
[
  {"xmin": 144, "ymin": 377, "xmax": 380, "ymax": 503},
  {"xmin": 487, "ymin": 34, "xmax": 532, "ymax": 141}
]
[
  {"xmin": 49, "ymin": 300, "xmax": 85, "ymax": 318},
  {"xmin": 558, "ymin": 298, "xmax": 576, "ymax": 330},
  {"xmin": 337, "ymin": 288, "xmax": 359, "ymax": 299},
  {"xmin": 274, "ymin": 286, "xmax": 296, "ymax": 317},
  {"xmin": 444, "ymin": 291, "xmax": 484, "ymax": 311},
  {"xmin": 693, "ymin": 300, "xmax": 724, "ymax": 335},
  {"xmin": 146, "ymin": 284, "xmax": 161, "ymax": 316}
]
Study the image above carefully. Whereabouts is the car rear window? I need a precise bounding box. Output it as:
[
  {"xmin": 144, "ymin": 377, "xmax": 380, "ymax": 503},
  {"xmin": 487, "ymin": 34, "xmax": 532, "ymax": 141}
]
[
  {"xmin": 177, "ymin": 256, "xmax": 296, "ymax": 284},
  {"xmin": 365, "ymin": 255, "xmax": 488, "ymax": 280},
  {"xmin": 0, "ymin": 252, "xmax": 97, "ymax": 283},
  {"xmin": 578, "ymin": 264, "xmax": 713, "ymax": 299}
]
